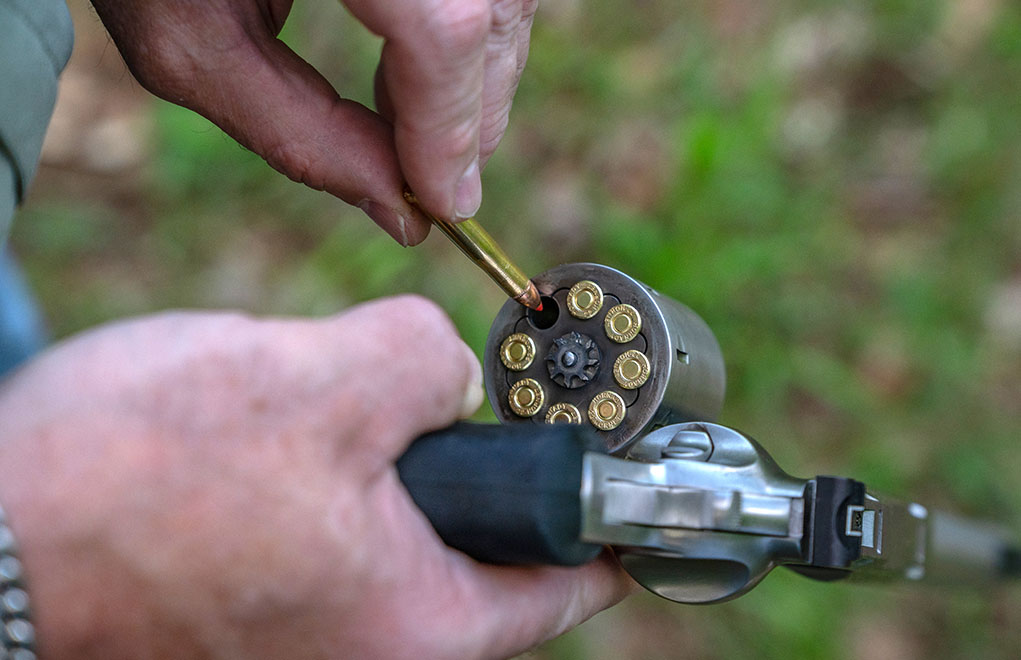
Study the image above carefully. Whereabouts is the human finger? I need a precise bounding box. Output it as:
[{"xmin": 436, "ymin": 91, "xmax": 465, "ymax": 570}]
[
  {"xmin": 91, "ymin": 1, "xmax": 433, "ymax": 246},
  {"xmin": 347, "ymin": 0, "xmax": 493, "ymax": 220},
  {"xmin": 477, "ymin": 0, "xmax": 527, "ymax": 168},
  {"xmin": 371, "ymin": 1, "xmax": 532, "ymax": 172},
  {"xmin": 467, "ymin": 552, "xmax": 638, "ymax": 659}
]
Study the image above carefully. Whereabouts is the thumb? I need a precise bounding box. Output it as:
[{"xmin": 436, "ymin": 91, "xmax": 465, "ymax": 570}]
[{"xmin": 189, "ymin": 37, "xmax": 432, "ymax": 246}]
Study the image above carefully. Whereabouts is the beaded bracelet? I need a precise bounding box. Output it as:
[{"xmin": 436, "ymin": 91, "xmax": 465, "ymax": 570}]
[{"xmin": 0, "ymin": 505, "xmax": 35, "ymax": 660}]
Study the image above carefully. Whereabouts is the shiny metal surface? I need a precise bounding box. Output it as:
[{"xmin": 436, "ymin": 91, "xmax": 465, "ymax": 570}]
[
  {"xmin": 566, "ymin": 280, "xmax": 604, "ymax": 319},
  {"xmin": 613, "ymin": 350, "xmax": 651, "ymax": 389},
  {"xmin": 499, "ymin": 333, "xmax": 535, "ymax": 371},
  {"xmin": 581, "ymin": 421, "xmax": 1020, "ymax": 603},
  {"xmin": 582, "ymin": 423, "xmax": 808, "ymax": 604},
  {"xmin": 846, "ymin": 495, "xmax": 1017, "ymax": 585},
  {"xmin": 507, "ymin": 378, "xmax": 544, "ymax": 417},
  {"xmin": 484, "ymin": 263, "xmax": 726, "ymax": 453},
  {"xmin": 588, "ymin": 391, "xmax": 627, "ymax": 431},
  {"xmin": 403, "ymin": 190, "xmax": 540, "ymax": 309},
  {"xmin": 545, "ymin": 402, "xmax": 583, "ymax": 424},
  {"xmin": 484, "ymin": 264, "xmax": 1019, "ymax": 603},
  {"xmin": 604, "ymin": 304, "xmax": 642, "ymax": 343}
]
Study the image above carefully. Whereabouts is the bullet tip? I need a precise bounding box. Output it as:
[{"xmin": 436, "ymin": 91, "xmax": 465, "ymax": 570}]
[{"xmin": 515, "ymin": 281, "xmax": 543, "ymax": 311}]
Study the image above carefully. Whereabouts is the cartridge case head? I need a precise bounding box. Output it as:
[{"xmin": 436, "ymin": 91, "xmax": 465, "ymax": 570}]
[
  {"xmin": 567, "ymin": 280, "xmax": 604, "ymax": 319},
  {"xmin": 604, "ymin": 304, "xmax": 642, "ymax": 343},
  {"xmin": 614, "ymin": 350, "xmax": 652, "ymax": 389},
  {"xmin": 508, "ymin": 378, "xmax": 545, "ymax": 417},
  {"xmin": 499, "ymin": 333, "xmax": 536, "ymax": 371},
  {"xmin": 545, "ymin": 402, "xmax": 584, "ymax": 425},
  {"xmin": 588, "ymin": 391, "xmax": 627, "ymax": 431}
]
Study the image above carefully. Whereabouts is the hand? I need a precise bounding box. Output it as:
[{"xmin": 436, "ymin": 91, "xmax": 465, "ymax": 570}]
[
  {"xmin": 0, "ymin": 296, "xmax": 632, "ymax": 659},
  {"xmin": 90, "ymin": 0, "xmax": 537, "ymax": 244}
]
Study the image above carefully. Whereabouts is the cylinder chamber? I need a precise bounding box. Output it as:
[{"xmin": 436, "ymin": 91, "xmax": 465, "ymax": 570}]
[{"xmin": 484, "ymin": 263, "xmax": 726, "ymax": 454}]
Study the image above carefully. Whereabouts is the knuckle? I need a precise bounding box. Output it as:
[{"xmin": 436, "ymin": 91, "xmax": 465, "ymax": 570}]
[
  {"xmin": 423, "ymin": 0, "xmax": 492, "ymax": 55},
  {"xmin": 424, "ymin": 116, "xmax": 480, "ymax": 161},
  {"xmin": 479, "ymin": 124, "xmax": 507, "ymax": 160},
  {"xmin": 261, "ymin": 142, "xmax": 329, "ymax": 192},
  {"xmin": 130, "ymin": 311, "xmax": 264, "ymax": 387},
  {"xmin": 180, "ymin": 312, "xmax": 258, "ymax": 362},
  {"xmin": 387, "ymin": 295, "xmax": 456, "ymax": 339},
  {"xmin": 119, "ymin": 39, "xmax": 193, "ymax": 101},
  {"xmin": 489, "ymin": 0, "xmax": 522, "ymax": 35},
  {"xmin": 398, "ymin": 114, "xmax": 479, "ymax": 165},
  {"xmin": 358, "ymin": 295, "xmax": 463, "ymax": 358},
  {"xmin": 118, "ymin": 21, "xmax": 249, "ymax": 103},
  {"xmin": 521, "ymin": 0, "xmax": 539, "ymax": 21},
  {"xmin": 480, "ymin": 102, "xmax": 512, "ymax": 154}
]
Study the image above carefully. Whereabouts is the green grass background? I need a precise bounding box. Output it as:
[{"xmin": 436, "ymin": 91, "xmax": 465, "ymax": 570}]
[{"xmin": 12, "ymin": 1, "xmax": 1021, "ymax": 658}]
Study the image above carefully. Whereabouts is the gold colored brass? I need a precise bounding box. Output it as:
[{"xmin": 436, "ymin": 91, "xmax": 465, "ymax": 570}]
[
  {"xmin": 403, "ymin": 190, "xmax": 541, "ymax": 310},
  {"xmin": 508, "ymin": 378, "xmax": 545, "ymax": 417},
  {"xmin": 499, "ymin": 333, "xmax": 536, "ymax": 371},
  {"xmin": 566, "ymin": 280, "xmax": 604, "ymax": 319},
  {"xmin": 588, "ymin": 391, "xmax": 626, "ymax": 431},
  {"xmin": 545, "ymin": 402, "xmax": 583, "ymax": 425},
  {"xmin": 613, "ymin": 350, "xmax": 651, "ymax": 389},
  {"xmin": 604, "ymin": 304, "xmax": 642, "ymax": 343}
]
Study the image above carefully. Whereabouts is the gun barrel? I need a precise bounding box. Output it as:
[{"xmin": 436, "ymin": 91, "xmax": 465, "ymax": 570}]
[
  {"xmin": 926, "ymin": 511, "xmax": 1019, "ymax": 583},
  {"xmin": 847, "ymin": 494, "xmax": 1019, "ymax": 585}
]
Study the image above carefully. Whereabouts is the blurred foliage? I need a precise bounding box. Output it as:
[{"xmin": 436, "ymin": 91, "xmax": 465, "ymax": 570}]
[{"xmin": 11, "ymin": 0, "xmax": 1021, "ymax": 658}]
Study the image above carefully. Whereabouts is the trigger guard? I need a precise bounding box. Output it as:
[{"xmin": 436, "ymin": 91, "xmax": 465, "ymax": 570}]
[{"xmin": 616, "ymin": 549, "xmax": 771, "ymax": 605}]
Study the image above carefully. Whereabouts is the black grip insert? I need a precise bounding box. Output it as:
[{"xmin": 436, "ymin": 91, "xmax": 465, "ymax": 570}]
[{"xmin": 397, "ymin": 421, "xmax": 603, "ymax": 566}]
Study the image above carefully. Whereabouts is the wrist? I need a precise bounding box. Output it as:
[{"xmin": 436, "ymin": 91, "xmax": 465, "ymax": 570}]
[
  {"xmin": 0, "ymin": 426, "xmax": 140, "ymax": 659},
  {"xmin": 0, "ymin": 502, "xmax": 34, "ymax": 658}
]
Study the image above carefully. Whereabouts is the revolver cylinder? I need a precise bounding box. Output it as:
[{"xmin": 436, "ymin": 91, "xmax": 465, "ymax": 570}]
[{"xmin": 483, "ymin": 263, "xmax": 726, "ymax": 453}]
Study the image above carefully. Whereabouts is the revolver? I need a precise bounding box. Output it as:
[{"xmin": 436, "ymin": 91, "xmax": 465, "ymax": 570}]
[{"xmin": 397, "ymin": 263, "xmax": 1019, "ymax": 603}]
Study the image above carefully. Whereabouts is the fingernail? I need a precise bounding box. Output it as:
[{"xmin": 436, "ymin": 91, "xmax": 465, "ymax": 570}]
[
  {"xmin": 454, "ymin": 158, "xmax": 482, "ymax": 220},
  {"xmin": 459, "ymin": 343, "xmax": 484, "ymax": 419},
  {"xmin": 358, "ymin": 200, "xmax": 409, "ymax": 246}
]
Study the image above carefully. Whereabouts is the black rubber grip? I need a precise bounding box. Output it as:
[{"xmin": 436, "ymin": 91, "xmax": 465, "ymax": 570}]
[{"xmin": 397, "ymin": 421, "xmax": 603, "ymax": 566}]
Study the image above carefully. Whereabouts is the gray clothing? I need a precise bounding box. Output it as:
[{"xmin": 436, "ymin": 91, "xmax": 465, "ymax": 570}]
[
  {"xmin": 1, "ymin": 0, "xmax": 74, "ymax": 376},
  {"xmin": 0, "ymin": 0, "xmax": 75, "ymax": 245}
]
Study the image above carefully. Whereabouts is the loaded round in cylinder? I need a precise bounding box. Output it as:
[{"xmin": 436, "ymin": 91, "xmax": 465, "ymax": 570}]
[{"xmin": 483, "ymin": 263, "xmax": 726, "ymax": 454}]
